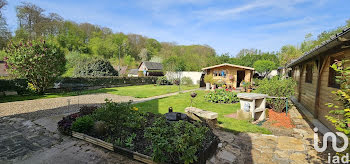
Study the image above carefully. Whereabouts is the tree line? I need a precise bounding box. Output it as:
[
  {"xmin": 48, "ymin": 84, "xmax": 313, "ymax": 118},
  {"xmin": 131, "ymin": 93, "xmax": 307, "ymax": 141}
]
[{"xmin": 0, "ymin": 1, "xmax": 349, "ymax": 75}]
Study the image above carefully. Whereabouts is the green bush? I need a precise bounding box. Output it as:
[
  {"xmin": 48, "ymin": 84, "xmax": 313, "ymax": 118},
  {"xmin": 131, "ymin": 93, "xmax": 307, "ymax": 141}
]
[
  {"xmin": 145, "ymin": 117, "xmax": 208, "ymax": 164},
  {"xmin": 181, "ymin": 77, "xmax": 193, "ymax": 85},
  {"xmin": 255, "ymin": 76, "xmax": 296, "ymax": 112},
  {"xmin": 5, "ymin": 39, "xmax": 66, "ymax": 94},
  {"xmin": 71, "ymin": 115, "xmax": 95, "ymax": 133},
  {"xmin": 73, "ymin": 59, "xmax": 118, "ymax": 77},
  {"xmin": 204, "ymin": 89, "xmax": 239, "ymax": 103},
  {"xmin": 156, "ymin": 76, "xmax": 171, "ymax": 85},
  {"xmin": 92, "ymin": 100, "xmax": 146, "ymax": 133},
  {"xmin": 0, "ymin": 79, "xmax": 29, "ymax": 94}
]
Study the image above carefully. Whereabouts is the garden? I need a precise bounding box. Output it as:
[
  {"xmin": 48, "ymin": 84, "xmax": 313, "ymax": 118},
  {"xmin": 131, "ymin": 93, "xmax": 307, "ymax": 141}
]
[{"xmin": 58, "ymin": 100, "xmax": 218, "ymax": 164}]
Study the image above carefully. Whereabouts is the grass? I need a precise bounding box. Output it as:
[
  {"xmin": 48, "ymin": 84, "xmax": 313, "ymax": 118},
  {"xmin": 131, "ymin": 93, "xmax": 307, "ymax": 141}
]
[
  {"xmin": 134, "ymin": 90, "xmax": 271, "ymax": 134},
  {"xmin": 0, "ymin": 84, "xmax": 198, "ymax": 103}
]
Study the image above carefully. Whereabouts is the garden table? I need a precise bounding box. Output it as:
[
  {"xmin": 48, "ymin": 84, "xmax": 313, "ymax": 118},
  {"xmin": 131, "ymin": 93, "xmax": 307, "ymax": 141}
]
[{"xmin": 237, "ymin": 93, "xmax": 268, "ymax": 121}]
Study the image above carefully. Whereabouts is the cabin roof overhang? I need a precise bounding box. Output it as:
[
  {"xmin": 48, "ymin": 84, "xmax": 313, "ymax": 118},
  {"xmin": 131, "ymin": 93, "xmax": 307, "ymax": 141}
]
[
  {"xmin": 201, "ymin": 63, "xmax": 255, "ymax": 71},
  {"xmin": 287, "ymin": 28, "xmax": 350, "ymax": 68}
]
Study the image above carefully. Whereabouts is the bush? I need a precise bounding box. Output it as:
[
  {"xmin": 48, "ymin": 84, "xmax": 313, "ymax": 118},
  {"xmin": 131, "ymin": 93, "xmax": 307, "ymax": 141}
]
[
  {"xmin": 325, "ymin": 60, "xmax": 350, "ymax": 149},
  {"xmin": 0, "ymin": 79, "xmax": 29, "ymax": 94},
  {"xmin": 255, "ymin": 76, "xmax": 296, "ymax": 112},
  {"xmin": 71, "ymin": 115, "xmax": 95, "ymax": 134},
  {"xmin": 204, "ymin": 74, "xmax": 213, "ymax": 84},
  {"xmin": 156, "ymin": 76, "xmax": 171, "ymax": 85},
  {"xmin": 5, "ymin": 39, "xmax": 66, "ymax": 94},
  {"xmin": 181, "ymin": 77, "xmax": 193, "ymax": 85},
  {"xmin": 145, "ymin": 117, "xmax": 208, "ymax": 164},
  {"xmin": 92, "ymin": 100, "xmax": 146, "ymax": 133},
  {"xmin": 73, "ymin": 59, "xmax": 118, "ymax": 77},
  {"xmin": 204, "ymin": 89, "xmax": 239, "ymax": 103}
]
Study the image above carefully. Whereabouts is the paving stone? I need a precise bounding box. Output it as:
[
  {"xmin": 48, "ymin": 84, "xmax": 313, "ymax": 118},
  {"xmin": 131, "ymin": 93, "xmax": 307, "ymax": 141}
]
[
  {"xmin": 276, "ymin": 136, "xmax": 305, "ymax": 151},
  {"xmin": 216, "ymin": 150, "xmax": 237, "ymax": 163}
]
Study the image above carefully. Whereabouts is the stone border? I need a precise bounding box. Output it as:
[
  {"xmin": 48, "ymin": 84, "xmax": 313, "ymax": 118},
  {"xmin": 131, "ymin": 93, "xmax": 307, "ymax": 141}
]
[{"xmin": 72, "ymin": 131, "xmax": 156, "ymax": 164}]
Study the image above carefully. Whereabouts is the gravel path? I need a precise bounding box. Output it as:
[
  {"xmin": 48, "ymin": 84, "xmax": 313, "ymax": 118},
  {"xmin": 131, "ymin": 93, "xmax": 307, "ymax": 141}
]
[
  {"xmin": 0, "ymin": 93, "xmax": 138, "ymax": 119},
  {"xmin": 0, "ymin": 88, "xmax": 200, "ymax": 119}
]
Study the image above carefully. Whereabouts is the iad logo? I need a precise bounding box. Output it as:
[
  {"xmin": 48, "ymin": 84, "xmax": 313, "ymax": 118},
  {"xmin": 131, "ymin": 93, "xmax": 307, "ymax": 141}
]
[{"xmin": 313, "ymin": 127, "xmax": 348, "ymax": 152}]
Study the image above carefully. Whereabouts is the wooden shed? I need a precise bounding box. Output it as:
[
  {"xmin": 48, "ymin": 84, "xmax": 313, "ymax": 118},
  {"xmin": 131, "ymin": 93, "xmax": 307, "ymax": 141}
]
[
  {"xmin": 287, "ymin": 28, "xmax": 350, "ymax": 131},
  {"xmin": 202, "ymin": 63, "xmax": 254, "ymax": 89}
]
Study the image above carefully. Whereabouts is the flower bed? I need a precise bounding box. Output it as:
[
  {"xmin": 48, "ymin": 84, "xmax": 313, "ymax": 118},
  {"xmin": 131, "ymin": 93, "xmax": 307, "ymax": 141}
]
[
  {"xmin": 204, "ymin": 89, "xmax": 239, "ymax": 104},
  {"xmin": 58, "ymin": 100, "xmax": 219, "ymax": 164}
]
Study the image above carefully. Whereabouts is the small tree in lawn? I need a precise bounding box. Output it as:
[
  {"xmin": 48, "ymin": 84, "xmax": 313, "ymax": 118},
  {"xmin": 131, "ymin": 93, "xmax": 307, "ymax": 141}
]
[
  {"xmin": 5, "ymin": 39, "xmax": 66, "ymax": 94},
  {"xmin": 253, "ymin": 60, "xmax": 277, "ymax": 78}
]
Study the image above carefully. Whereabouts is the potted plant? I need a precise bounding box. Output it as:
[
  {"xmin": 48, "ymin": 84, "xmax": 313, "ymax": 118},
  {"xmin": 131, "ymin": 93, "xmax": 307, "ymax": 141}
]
[
  {"xmin": 204, "ymin": 74, "xmax": 213, "ymax": 90},
  {"xmin": 211, "ymin": 79, "xmax": 217, "ymax": 91},
  {"xmin": 242, "ymin": 82, "xmax": 251, "ymax": 92}
]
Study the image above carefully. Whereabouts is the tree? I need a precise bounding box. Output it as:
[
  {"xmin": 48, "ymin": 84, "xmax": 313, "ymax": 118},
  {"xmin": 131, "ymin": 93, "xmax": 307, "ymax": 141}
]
[
  {"xmin": 278, "ymin": 45, "xmax": 302, "ymax": 66},
  {"xmin": 5, "ymin": 39, "xmax": 66, "ymax": 94},
  {"xmin": 0, "ymin": 0, "xmax": 10, "ymax": 49},
  {"xmin": 253, "ymin": 60, "xmax": 277, "ymax": 77},
  {"xmin": 146, "ymin": 38, "xmax": 161, "ymax": 60}
]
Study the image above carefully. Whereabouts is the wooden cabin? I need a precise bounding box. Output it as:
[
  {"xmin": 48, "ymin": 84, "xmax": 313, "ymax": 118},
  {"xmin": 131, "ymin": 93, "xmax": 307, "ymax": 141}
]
[
  {"xmin": 287, "ymin": 28, "xmax": 350, "ymax": 131},
  {"xmin": 202, "ymin": 63, "xmax": 254, "ymax": 89}
]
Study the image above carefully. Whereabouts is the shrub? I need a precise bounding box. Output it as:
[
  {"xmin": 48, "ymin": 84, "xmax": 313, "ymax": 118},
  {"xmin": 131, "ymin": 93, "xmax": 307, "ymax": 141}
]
[
  {"xmin": 71, "ymin": 115, "xmax": 95, "ymax": 134},
  {"xmin": 145, "ymin": 117, "xmax": 208, "ymax": 164},
  {"xmin": 0, "ymin": 78, "xmax": 29, "ymax": 94},
  {"xmin": 204, "ymin": 74, "xmax": 213, "ymax": 84},
  {"xmin": 79, "ymin": 106, "xmax": 98, "ymax": 116},
  {"xmin": 181, "ymin": 77, "xmax": 193, "ymax": 85},
  {"xmin": 156, "ymin": 76, "xmax": 171, "ymax": 85},
  {"xmin": 73, "ymin": 59, "xmax": 118, "ymax": 77},
  {"xmin": 326, "ymin": 60, "xmax": 350, "ymax": 143},
  {"xmin": 5, "ymin": 39, "xmax": 66, "ymax": 94},
  {"xmin": 204, "ymin": 89, "xmax": 239, "ymax": 103},
  {"xmin": 92, "ymin": 100, "xmax": 146, "ymax": 133},
  {"xmin": 255, "ymin": 76, "xmax": 296, "ymax": 112}
]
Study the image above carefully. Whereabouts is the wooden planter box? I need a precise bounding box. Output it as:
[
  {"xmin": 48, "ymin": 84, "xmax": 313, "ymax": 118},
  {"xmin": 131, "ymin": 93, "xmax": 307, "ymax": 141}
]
[
  {"xmin": 72, "ymin": 131, "xmax": 219, "ymax": 164},
  {"xmin": 72, "ymin": 131, "xmax": 156, "ymax": 164}
]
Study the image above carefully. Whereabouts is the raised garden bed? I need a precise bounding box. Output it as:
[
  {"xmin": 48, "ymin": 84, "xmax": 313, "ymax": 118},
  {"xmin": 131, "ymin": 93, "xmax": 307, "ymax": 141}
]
[{"xmin": 58, "ymin": 101, "xmax": 219, "ymax": 164}]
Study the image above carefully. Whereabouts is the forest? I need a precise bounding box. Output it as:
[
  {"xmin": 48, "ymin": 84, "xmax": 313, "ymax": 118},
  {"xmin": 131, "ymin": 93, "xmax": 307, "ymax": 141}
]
[{"xmin": 0, "ymin": 1, "xmax": 349, "ymax": 76}]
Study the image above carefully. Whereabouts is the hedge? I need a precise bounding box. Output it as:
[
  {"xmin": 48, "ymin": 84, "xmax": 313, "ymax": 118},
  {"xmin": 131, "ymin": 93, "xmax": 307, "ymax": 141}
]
[
  {"xmin": 0, "ymin": 79, "xmax": 28, "ymax": 94},
  {"xmin": 0, "ymin": 76, "xmax": 158, "ymax": 94}
]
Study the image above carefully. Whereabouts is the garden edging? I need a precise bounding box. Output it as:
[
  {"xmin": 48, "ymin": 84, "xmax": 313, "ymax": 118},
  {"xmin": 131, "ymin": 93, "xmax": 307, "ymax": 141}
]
[{"xmin": 71, "ymin": 131, "xmax": 156, "ymax": 164}]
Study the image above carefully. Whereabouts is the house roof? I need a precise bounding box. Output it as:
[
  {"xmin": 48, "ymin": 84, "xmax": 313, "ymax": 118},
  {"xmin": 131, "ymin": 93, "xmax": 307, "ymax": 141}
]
[
  {"xmin": 113, "ymin": 66, "xmax": 128, "ymax": 75},
  {"xmin": 139, "ymin": 61, "xmax": 163, "ymax": 70},
  {"xmin": 201, "ymin": 63, "xmax": 255, "ymax": 71},
  {"xmin": 287, "ymin": 27, "xmax": 350, "ymax": 68},
  {"xmin": 128, "ymin": 69, "xmax": 139, "ymax": 75}
]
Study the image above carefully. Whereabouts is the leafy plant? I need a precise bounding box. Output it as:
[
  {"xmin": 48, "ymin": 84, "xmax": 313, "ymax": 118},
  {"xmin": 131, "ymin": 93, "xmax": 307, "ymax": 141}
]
[
  {"xmin": 156, "ymin": 76, "xmax": 171, "ymax": 85},
  {"xmin": 71, "ymin": 115, "xmax": 94, "ymax": 134},
  {"xmin": 204, "ymin": 74, "xmax": 213, "ymax": 84},
  {"xmin": 326, "ymin": 60, "xmax": 350, "ymax": 135},
  {"xmin": 5, "ymin": 39, "xmax": 66, "ymax": 94},
  {"xmin": 73, "ymin": 59, "xmax": 118, "ymax": 77},
  {"xmin": 204, "ymin": 89, "xmax": 239, "ymax": 103},
  {"xmin": 255, "ymin": 76, "xmax": 296, "ymax": 112},
  {"xmin": 181, "ymin": 77, "xmax": 193, "ymax": 85},
  {"xmin": 145, "ymin": 117, "xmax": 208, "ymax": 164},
  {"xmin": 242, "ymin": 81, "xmax": 251, "ymax": 91}
]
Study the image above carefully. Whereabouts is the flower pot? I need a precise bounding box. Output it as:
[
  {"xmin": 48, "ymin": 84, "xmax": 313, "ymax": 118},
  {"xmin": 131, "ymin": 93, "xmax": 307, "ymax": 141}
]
[
  {"xmin": 206, "ymin": 83, "xmax": 210, "ymax": 90},
  {"xmin": 211, "ymin": 84, "xmax": 216, "ymax": 91}
]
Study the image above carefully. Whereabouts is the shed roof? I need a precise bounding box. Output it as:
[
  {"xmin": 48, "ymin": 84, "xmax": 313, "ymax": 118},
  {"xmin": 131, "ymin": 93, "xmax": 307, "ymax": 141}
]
[
  {"xmin": 139, "ymin": 61, "xmax": 163, "ymax": 70},
  {"xmin": 128, "ymin": 69, "xmax": 139, "ymax": 75},
  {"xmin": 287, "ymin": 27, "xmax": 350, "ymax": 68},
  {"xmin": 201, "ymin": 63, "xmax": 254, "ymax": 71}
]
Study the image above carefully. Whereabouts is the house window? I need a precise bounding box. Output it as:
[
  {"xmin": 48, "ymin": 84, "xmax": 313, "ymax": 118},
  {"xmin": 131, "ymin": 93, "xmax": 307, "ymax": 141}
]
[
  {"xmin": 305, "ymin": 64, "xmax": 313, "ymax": 83},
  {"xmin": 328, "ymin": 56, "xmax": 343, "ymax": 88},
  {"xmin": 220, "ymin": 70, "xmax": 226, "ymax": 77}
]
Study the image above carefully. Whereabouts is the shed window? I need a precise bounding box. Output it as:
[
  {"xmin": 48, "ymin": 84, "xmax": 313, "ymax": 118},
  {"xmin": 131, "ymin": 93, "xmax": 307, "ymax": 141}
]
[
  {"xmin": 305, "ymin": 64, "xmax": 313, "ymax": 83},
  {"xmin": 328, "ymin": 56, "xmax": 343, "ymax": 88},
  {"xmin": 213, "ymin": 71, "xmax": 218, "ymax": 76}
]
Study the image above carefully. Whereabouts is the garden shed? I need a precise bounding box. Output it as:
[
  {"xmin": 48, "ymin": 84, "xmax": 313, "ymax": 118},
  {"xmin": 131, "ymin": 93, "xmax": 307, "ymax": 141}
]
[
  {"xmin": 138, "ymin": 61, "xmax": 164, "ymax": 76},
  {"xmin": 287, "ymin": 28, "xmax": 350, "ymax": 131},
  {"xmin": 201, "ymin": 63, "xmax": 254, "ymax": 89}
]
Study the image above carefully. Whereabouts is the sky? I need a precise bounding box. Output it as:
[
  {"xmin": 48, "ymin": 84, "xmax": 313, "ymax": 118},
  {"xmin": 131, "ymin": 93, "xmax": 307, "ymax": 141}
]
[{"xmin": 3, "ymin": 0, "xmax": 350, "ymax": 56}]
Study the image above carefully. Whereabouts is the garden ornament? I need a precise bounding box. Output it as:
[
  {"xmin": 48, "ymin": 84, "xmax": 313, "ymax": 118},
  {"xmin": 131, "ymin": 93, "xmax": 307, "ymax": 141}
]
[{"xmin": 243, "ymin": 102, "xmax": 250, "ymax": 112}]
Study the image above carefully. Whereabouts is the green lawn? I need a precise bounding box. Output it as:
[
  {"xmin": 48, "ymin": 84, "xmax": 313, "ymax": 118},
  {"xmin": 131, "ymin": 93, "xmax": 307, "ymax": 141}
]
[
  {"xmin": 0, "ymin": 84, "xmax": 198, "ymax": 103},
  {"xmin": 134, "ymin": 90, "xmax": 271, "ymax": 134}
]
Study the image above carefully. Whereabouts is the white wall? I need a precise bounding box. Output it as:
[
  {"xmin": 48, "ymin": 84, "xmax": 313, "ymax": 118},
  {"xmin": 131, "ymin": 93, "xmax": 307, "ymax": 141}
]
[
  {"xmin": 165, "ymin": 71, "xmax": 203, "ymax": 85},
  {"xmin": 267, "ymin": 70, "xmax": 278, "ymax": 78}
]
